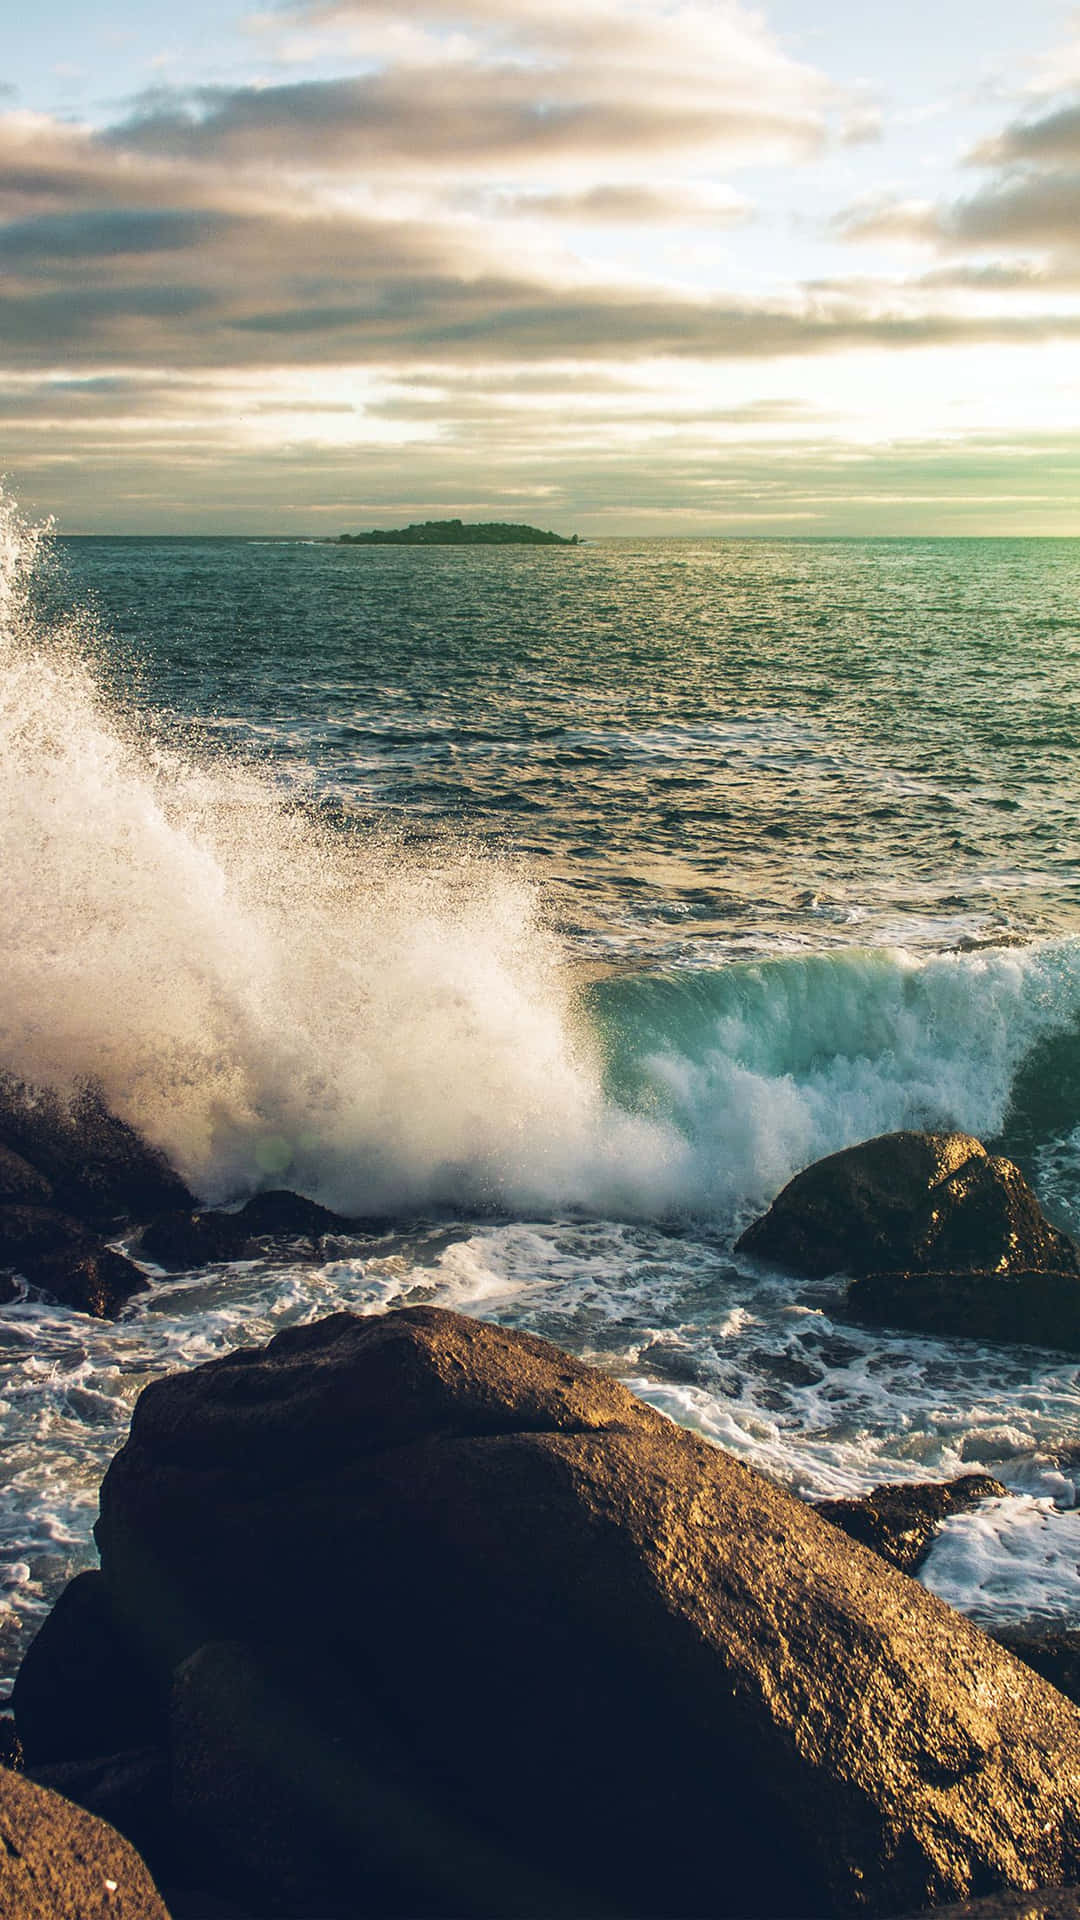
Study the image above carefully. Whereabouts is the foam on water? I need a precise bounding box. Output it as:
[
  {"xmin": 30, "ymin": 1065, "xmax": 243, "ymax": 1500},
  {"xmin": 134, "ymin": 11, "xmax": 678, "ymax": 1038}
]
[{"xmin": 920, "ymin": 1498, "xmax": 1080, "ymax": 1627}]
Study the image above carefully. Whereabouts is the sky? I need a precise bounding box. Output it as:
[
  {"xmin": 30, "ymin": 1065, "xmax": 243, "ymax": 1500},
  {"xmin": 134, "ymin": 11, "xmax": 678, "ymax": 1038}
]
[{"xmin": 3, "ymin": 0, "xmax": 1080, "ymax": 533}]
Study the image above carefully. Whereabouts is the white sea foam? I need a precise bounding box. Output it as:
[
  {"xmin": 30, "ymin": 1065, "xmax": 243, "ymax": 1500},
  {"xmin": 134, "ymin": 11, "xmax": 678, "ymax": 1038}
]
[{"xmin": 920, "ymin": 1497, "xmax": 1080, "ymax": 1627}]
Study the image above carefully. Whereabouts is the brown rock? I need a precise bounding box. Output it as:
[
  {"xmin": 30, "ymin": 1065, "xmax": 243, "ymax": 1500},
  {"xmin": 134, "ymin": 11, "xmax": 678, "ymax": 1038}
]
[
  {"xmin": 736, "ymin": 1131, "xmax": 1079, "ymax": 1280},
  {"xmin": 89, "ymin": 1307, "xmax": 1080, "ymax": 1919},
  {"xmin": 0, "ymin": 1762, "xmax": 170, "ymax": 1918},
  {"xmin": 817, "ymin": 1474, "xmax": 1008, "ymax": 1576},
  {"xmin": 992, "ymin": 1631, "xmax": 1080, "ymax": 1710}
]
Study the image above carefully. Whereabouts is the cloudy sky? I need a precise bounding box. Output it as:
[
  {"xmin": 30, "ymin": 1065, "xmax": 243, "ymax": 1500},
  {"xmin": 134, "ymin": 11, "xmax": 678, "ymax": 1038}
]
[{"xmin": 4, "ymin": 0, "xmax": 1080, "ymax": 533}]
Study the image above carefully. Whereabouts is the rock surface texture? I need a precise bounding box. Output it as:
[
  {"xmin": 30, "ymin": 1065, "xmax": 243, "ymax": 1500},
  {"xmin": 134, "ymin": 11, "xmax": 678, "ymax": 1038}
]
[
  {"xmin": 0, "ymin": 1762, "xmax": 170, "ymax": 1919},
  {"xmin": 736, "ymin": 1131, "xmax": 1080, "ymax": 1349},
  {"xmin": 19, "ymin": 1306, "xmax": 1080, "ymax": 1919},
  {"xmin": 817, "ymin": 1475, "xmax": 1008, "ymax": 1577}
]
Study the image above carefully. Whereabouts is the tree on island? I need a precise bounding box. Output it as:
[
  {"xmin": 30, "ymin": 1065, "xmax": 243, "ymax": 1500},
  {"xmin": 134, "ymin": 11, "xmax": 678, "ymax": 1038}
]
[{"xmin": 332, "ymin": 518, "xmax": 579, "ymax": 546}]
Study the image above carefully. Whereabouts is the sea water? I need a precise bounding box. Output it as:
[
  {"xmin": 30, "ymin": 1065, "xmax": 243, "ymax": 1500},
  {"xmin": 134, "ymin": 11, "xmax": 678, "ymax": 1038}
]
[{"xmin": 2, "ymin": 492, "xmax": 1080, "ymax": 1691}]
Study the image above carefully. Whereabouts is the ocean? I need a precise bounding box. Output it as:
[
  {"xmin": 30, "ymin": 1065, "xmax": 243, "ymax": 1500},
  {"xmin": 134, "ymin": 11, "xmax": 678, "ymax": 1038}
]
[{"xmin": 3, "ymin": 491, "xmax": 1080, "ymax": 1693}]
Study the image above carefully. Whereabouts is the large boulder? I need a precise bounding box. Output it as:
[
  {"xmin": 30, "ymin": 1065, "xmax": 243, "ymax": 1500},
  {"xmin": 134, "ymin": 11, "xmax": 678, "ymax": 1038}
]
[
  {"xmin": 736, "ymin": 1132, "xmax": 1079, "ymax": 1280},
  {"xmin": 737, "ymin": 1132, "xmax": 1080, "ymax": 1349},
  {"xmin": 0, "ymin": 1762, "xmax": 170, "ymax": 1918},
  {"xmin": 0, "ymin": 1074, "xmax": 194, "ymax": 1227},
  {"xmin": 41, "ymin": 1306, "xmax": 1080, "ymax": 1918}
]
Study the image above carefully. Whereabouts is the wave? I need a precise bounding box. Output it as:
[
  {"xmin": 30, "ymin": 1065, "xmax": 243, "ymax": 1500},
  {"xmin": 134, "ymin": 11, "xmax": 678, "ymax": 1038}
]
[{"xmin": 3, "ymin": 486, "xmax": 1080, "ymax": 1226}]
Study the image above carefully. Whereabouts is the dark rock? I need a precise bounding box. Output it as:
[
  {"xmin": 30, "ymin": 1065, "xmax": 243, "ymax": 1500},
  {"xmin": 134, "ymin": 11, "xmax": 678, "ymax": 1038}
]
[
  {"xmin": 0, "ymin": 1715, "xmax": 22, "ymax": 1769},
  {"xmin": 816, "ymin": 1474, "xmax": 1008, "ymax": 1576},
  {"xmin": 139, "ymin": 1211, "xmax": 246, "ymax": 1271},
  {"xmin": 991, "ymin": 1629, "xmax": 1080, "ymax": 1709},
  {"xmin": 86, "ymin": 1307, "xmax": 1080, "ymax": 1919},
  {"xmin": 0, "ymin": 1142, "xmax": 53, "ymax": 1206},
  {"xmin": 845, "ymin": 1267, "xmax": 1080, "ymax": 1352},
  {"xmin": 0, "ymin": 1203, "xmax": 97, "ymax": 1263},
  {"xmin": 736, "ymin": 1131, "xmax": 1079, "ymax": 1280},
  {"xmin": 0, "ymin": 1762, "xmax": 171, "ymax": 1918},
  {"xmin": 13, "ymin": 1570, "xmax": 165, "ymax": 1765},
  {"xmin": 0, "ymin": 1271, "xmax": 17, "ymax": 1305},
  {"xmin": 0, "ymin": 1073, "xmax": 194, "ymax": 1227},
  {"xmin": 0, "ymin": 1204, "xmax": 149, "ymax": 1316},
  {"xmin": 140, "ymin": 1192, "xmax": 356, "ymax": 1273},
  {"xmin": 169, "ymin": 1638, "xmax": 557, "ymax": 1919},
  {"xmin": 902, "ymin": 1892, "xmax": 1080, "ymax": 1920},
  {"xmin": 29, "ymin": 1745, "xmax": 171, "ymax": 1874},
  {"xmin": 234, "ymin": 1190, "xmax": 351, "ymax": 1238},
  {"xmin": 28, "ymin": 1244, "xmax": 149, "ymax": 1317}
]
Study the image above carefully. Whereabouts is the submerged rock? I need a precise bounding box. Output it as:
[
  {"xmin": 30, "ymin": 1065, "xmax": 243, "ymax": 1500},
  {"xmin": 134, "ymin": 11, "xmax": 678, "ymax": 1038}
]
[
  {"xmin": 0, "ymin": 1762, "xmax": 170, "ymax": 1918},
  {"xmin": 20, "ymin": 1305, "xmax": 1080, "ymax": 1918},
  {"xmin": 817, "ymin": 1474, "xmax": 1008, "ymax": 1577},
  {"xmin": 737, "ymin": 1131, "xmax": 1079, "ymax": 1281}
]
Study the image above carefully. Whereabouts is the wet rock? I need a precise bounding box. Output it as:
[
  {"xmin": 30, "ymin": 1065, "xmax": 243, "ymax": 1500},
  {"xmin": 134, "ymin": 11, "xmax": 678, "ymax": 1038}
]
[
  {"xmin": 0, "ymin": 1142, "xmax": 53, "ymax": 1206},
  {"xmin": 845, "ymin": 1267, "xmax": 1080, "ymax": 1352},
  {"xmin": 0, "ymin": 1073, "xmax": 194, "ymax": 1227},
  {"xmin": 139, "ymin": 1211, "xmax": 247, "ymax": 1271},
  {"xmin": 234, "ymin": 1190, "xmax": 351, "ymax": 1238},
  {"xmin": 29, "ymin": 1245, "xmax": 149, "ymax": 1317},
  {"xmin": 0, "ymin": 1762, "xmax": 170, "ymax": 1918},
  {"xmin": 0, "ymin": 1204, "xmax": 149, "ymax": 1316},
  {"xmin": 0, "ymin": 1202, "xmax": 96, "ymax": 1264},
  {"xmin": 81, "ymin": 1307, "xmax": 1080, "ymax": 1919},
  {"xmin": 736, "ymin": 1131, "xmax": 1079, "ymax": 1281},
  {"xmin": 140, "ymin": 1192, "xmax": 357, "ymax": 1273},
  {"xmin": 816, "ymin": 1474, "xmax": 1008, "ymax": 1577},
  {"xmin": 14, "ymin": 1570, "xmax": 165, "ymax": 1765}
]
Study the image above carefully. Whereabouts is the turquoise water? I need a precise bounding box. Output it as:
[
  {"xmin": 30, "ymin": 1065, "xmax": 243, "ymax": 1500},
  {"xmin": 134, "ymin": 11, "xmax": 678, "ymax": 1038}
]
[{"xmin": 3, "ymin": 506, "xmax": 1080, "ymax": 1689}]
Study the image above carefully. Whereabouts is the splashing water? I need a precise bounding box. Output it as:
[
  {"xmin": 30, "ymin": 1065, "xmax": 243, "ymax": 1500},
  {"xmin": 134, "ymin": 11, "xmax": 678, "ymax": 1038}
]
[{"xmin": 0, "ymin": 490, "xmax": 681, "ymax": 1214}]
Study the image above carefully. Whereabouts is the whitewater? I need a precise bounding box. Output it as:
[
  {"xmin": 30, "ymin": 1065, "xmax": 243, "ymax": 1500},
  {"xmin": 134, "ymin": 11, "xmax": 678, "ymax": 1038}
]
[{"xmin": 3, "ymin": 488, "xmax": 1080, "ymax": 1691}]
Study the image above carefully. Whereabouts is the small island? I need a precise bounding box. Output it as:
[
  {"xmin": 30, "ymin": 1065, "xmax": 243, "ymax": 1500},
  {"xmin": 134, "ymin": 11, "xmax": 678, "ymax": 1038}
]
[{"xmin": 332, "ymin": 518, "xmax": 578, "ymax": 546}]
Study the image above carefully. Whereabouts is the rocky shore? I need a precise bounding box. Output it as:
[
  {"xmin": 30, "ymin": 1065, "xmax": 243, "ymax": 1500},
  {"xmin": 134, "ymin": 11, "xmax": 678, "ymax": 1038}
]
[{"xmin": 5, "ymin": 1091, "xmax": 1080, "ymax": 1916}]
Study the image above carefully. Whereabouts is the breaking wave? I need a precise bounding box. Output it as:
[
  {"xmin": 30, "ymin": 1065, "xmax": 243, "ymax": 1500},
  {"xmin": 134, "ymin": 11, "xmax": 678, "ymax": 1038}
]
[{"xmin": 3, "ymin": 487, "xmax": 1080, "ymax": 1224}]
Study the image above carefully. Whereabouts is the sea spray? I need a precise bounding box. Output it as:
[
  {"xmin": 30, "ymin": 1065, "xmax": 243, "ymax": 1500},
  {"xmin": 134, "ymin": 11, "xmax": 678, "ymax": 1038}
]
[
  {"xmin": 0, "ymin": 490, "xmax": 687, "ymax": 1213},
  {"xmin": 5, "ymin": 484, "xmax": 1080, "ymax": 1223}
]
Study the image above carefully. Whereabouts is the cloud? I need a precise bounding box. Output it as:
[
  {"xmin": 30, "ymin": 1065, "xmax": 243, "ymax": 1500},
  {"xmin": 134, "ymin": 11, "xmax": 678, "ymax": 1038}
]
[
  {"xmin": 107, "ymin": 70, "xmax": 821, "ymax": 178},
  {"xmin": 0, "ymin": 207, "xmax": 233, "ymax": 266},
  {"xmin": 973, "ymin": 100, "xmax": 1080, "ymax": 168},
  {"xmin": 489, "ymin": 184, "xmax": 751, "ymax": 224}
]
